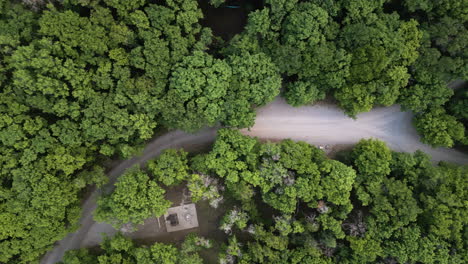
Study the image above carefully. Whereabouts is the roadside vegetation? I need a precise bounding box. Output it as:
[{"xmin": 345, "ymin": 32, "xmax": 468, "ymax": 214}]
[
  {"xmin": 73, "ymin": 129, "xmax": 467, "ymax": 263},
  {"xmin": 0, "ymin": 0, "xmax": 466, "ymax": 263},
  {"xmin": 59, "ymin": 233, "xmax": 212, "ymax": 264},
  {"xmin": 236, "ymin": 0, "xmax": 467, "ymax": 147}
]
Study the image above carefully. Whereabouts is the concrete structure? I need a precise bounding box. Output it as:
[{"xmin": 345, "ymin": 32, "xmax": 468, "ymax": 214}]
[{"xmin": 164, "ymin": 203, "xmax": 199, "ymax": 232}]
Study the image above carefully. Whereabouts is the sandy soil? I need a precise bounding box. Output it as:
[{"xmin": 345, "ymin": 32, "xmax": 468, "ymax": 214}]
[{"xmin": 41, "ymin": 98, "xmax": 468, "ymax": 264}]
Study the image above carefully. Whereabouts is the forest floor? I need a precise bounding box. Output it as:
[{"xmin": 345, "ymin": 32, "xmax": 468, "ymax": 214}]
[
  {"xmin": 41, "ymin": 98, "xmax": 468, "ymax": 264},
  {"xmin": 198, "ymin": 0, "xmax": 249, "ymax": 40}
]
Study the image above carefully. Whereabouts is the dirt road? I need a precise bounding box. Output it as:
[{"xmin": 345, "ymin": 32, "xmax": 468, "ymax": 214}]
[
  {"xmin": 243, "ymin": 98, "xmax": 468, "ymax": 164},
  {"xmin": 41, "ymin": 98, "xmax": 467, "ymax": 264}
]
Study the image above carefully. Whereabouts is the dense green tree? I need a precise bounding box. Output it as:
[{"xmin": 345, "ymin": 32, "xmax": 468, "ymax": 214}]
[
  {"xmin": 401, "ymin": 0, "xmax": 467, "ymax": 79},
  {"xmin": 351, "ymin": 140, "xmax": 422, "ymax": 236},
  {"xmin": 64, "ymin": 132, "xmax": 467, "ymax": 263},
  {"xmin": 350, "ymin": 138, "xmax": 392, "ymax": 182},
  {"xmin": 94, "ymin": 167, "xmax": 170, "ymax": 229},
  {"xmin": 391, "ymin": 0, "xmax": 468, "ymax": 146},
  {"xmin": 449, "ymin": 87, "xmax": 468, "ymax": 121},
  {"xmin": 447, "ymin": 86, "xmax": 468, "ymax": 144},
  {"xmin": 414, "ymin": 107, "xmax": 465, "ymax": 147},
  {"xmin": 161, "ymin": 50, "xmax": 281, "ymax": 131},
  {"xmin": 196, "ymin": 130, "xmax": 358, "ymax": 258},
  {"xmin": 335, "ymin": 14, "xmax": 421, "ymax": 116},
  {"xmin": 417, "ymin": 162, "xmax": 468, "ymax": 249},
  {"xmin": 1, "ymin": 0, "xmax": 467, "ymax": 263},
  {"xmin": 282, "ymin": 5, "xmax": 350, "ymax": 106},
  {"xmin": 220, "ymin": 208, "xmax": 250, "ymax": 234},
  {"xmin": 103, "ymin": 0, "xmax": 146, "ymax": 15},
  {"xmin": 147, "ymin": 149, "xmax": 189, "ymax": 186},
  {"xmin": 399, "ymin": 73, "xmax": 453, "ymax": 113},
  {"xmin": 338, "ymin": 138, "xmax": 467, "ymax": 263},
  {"xmin": 242, "ymin": 0, "xmax": 422, "ymax": 116},
  {"xmin": 0, "ymin": 1, "xmax": 35, "ymax": 87},
  {"xmin": 242, "ymin": 1, "xmax": 350, "ymax": 107},
  {"xmin": 161, "ymin": 51, "xmax": 232, "ymax": 131},
  {"xmin": 0, "ymin": 0, "xmax": 216, "ymax": 261},
  {"xmin": 60, "ymin": 232, "xmax": 211, "ymax": 264},
  {"xmin": 209, "ymin": 0, "xmax": 225, "ymax": 8},
  {"xmin": 196, "ymin": 129, "xmax": 259, "ymax": 183},
  {"xmin": 318, "ymin": 160, "xmax": 356, "ymax": 208},
  {"xmin": 237, "ymin": 0, "xmax": 466, "ymax": 141}
]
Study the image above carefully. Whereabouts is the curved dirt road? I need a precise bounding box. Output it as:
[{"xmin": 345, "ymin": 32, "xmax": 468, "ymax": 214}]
[{"xmin": 41, "ymin": 98, "xmax": 468, "ymax": 264}]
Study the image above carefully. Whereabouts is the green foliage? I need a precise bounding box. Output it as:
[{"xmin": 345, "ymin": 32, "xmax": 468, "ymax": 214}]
[
  {"xmin": 399, "ymin": 74, "xmax": 453, "ymax": 113},
  {"xmin": 242, "ymin": 0, "xmax": 465, "ymax": 143},
  {"xmin": 197, "ymin": 130, "xmax": 358, "ymax": 261},
  {"xmin": 161, "ymin": 51, "xmax": 232, "ymax": 131},
  {"xmin": 393, "ymin": 0, "xmax": 468, "ymax": 146},
  {"xmin": 414, "ymin": 107, "xmax": 465, "ymax": 147},
  {"xmin": 186, "ymin": 172, "xmax": 225, "ymax": 208},
  {"xmin": 223, "ymin": 52, "xmax": 282, "ymax": 128},
  {"xmin": 346, "ymin": 235, "xmax": 383, "ymax": 263},
  {"xmin": 1, "ymin": 0, "xmax": 467, "ymax": 263},
  {"xmin": 351, "ymin": 139, "xmax": 392, "ymax": 182},
  {"xmin": 337, "ymin": 137, "xmax": 467, "ymax": 263},
  {"xmin": 161, "ymin": 50, "xmax": 281, "ymax": 131},
  {"xmin": 147, "ymin": 149, "xmax": 189, "ymax": 186},
  {"xmin": 447, "ymin": 86, "xmax": 468, "ymax": 144},
  {"xmin": 67, "ymin": 110, "xmax": 468, "ymax": 264},
  {"xmin": 78, "ymin": 131, "xmax": 468, "ymax": 263},
  {"xmin": 201, "ymin": 128, "xmax": 259, "ymax": 183},
  {"xmin": 209, "ymin": 0, "xmax": 225, "ymax": 8},
  {"xmin": 94, "ymin": 166, "xmax": 170, "ymax": 229},
  {"xmin": 319, "ymin": 160, "xmax": 356, "ymax": 206},
  {"xmin": 220, "ymin": 208, "xmax": 250, "ymax": 233},
  {"xmin": 335, "ymin": 14, "xmax": 421, "ymax": 116},
  {"xmin": 103, "ymin": 0, "xmax": 146, "ymax": 15},
  {"xmin": 243, "ymin": 0, "xmax": 425, "ymax": 116},
  {"xmin": 60, "ymin": 232, "xmax": 210, "ymax": 264},
  {"xmin": 0, "ymin": 0, "xmax": 218, "ymax": 261},
  {"xmin": 449, "ymin": 87, "xmax": 468, "ymax": 121},
  {"xmin": 219, "ymin": 235, "xmax": 243, "ymax": 263},
  {"xmin": 417, "ymin": 163, "xmax": 468, "ymax": 249},
  {"xmin": 244, "ymin": 1, "xmax": 349, "ymax": 107}
]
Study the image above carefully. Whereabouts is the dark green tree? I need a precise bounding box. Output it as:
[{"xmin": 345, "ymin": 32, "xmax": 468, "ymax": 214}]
[
  {"xmin": 147, "ymin": 149, "xmax": 189, "ymax": 186},
  {"xmin": 161, "ymin": 51, "xmax": 232, "ymax": 131},
  {"xmin": 222, "ymin": 52, "xmax": 282, "ymax": 128},
  {"xmin": 94, "ymin": 167, "xmax": 170, "ymax": 229},
  {"xmin": 414, "ymin": 107, "xmax": 465, "ymax": 147},
  {"xmin": 60, "ymin": 232, "xmax": 211, "ymax": 264}
]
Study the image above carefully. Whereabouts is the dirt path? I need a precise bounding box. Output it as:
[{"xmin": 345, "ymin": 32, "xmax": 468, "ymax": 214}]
[
  {"xmin": 41, "ymin": 98, "xmax": 467, "ymax": 264},
  {"xmin": 243, "ymin": 97, "xmax": 468, "ymax": 164}
]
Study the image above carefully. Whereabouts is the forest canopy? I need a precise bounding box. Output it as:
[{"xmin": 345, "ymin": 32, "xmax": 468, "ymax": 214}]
[
  {"xmin": 78, "ymin": 129, "xmax": 468, "ymax": 263},
  {"xmin": 236, "ymin": 0, "xmax": 467, "ymax": 146},
  {"xmin": 0, "ymin": 0, "xmax": 466, "ymax": 263},
  {"xmin": 0, "ymin": 0, "xmax": 279, "ymax": 262},
  {"xmin": 59, "ymin": 233, "xmax": 212, "ymax": 264}
]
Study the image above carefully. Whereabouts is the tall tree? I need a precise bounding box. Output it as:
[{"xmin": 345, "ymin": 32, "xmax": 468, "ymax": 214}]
[
  {"xmin": 147, "ymin": 149, "xmax": 189, "ymax": 186},
  {"xmin": 94, "ymin": 166, "xmax": 170, "ymax": 229},
  {"xmin": 161, "ymin": 51, "xmax": 232, "ymax": 131},
  {"xmin": 414, "ymin": 107, "xmax": 465, "ymax": 147}
]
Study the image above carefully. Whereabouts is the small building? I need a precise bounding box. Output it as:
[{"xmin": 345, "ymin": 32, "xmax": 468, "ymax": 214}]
[{"xmin": 164, "ymin": 203, "xmax": 199, "ymax": 232}]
